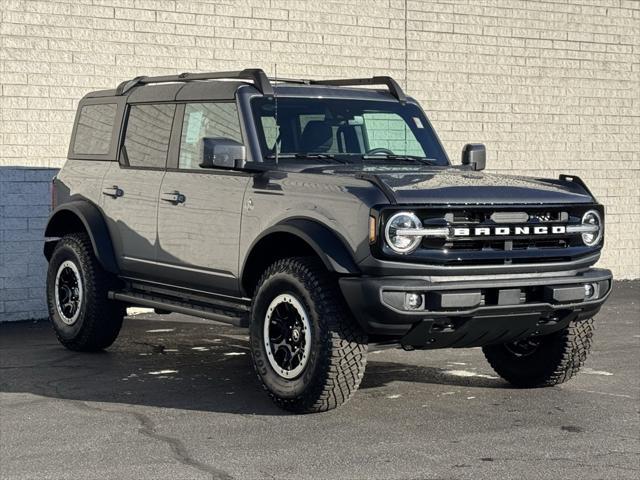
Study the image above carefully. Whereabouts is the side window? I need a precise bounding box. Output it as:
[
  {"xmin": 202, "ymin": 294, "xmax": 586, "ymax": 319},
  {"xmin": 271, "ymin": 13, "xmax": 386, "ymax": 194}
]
[
  {"xmin": 123, "ymin": 104, "xmax": 175, "ymax": 168},
  {"xmin": 179, "ymin": 103, "xmax": 242, "ymax": 170},
  {"xmin": 73, "ymin": 103, "xmax": 117, "ymax": 155},
  {"xmin": 363, "ymin": 112, "xmax": 424, "ymax": 156}
]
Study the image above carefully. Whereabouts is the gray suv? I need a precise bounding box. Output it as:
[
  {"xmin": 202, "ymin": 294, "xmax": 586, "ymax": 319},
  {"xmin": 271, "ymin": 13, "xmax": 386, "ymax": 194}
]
[{"xmin": 45, "ymin": 69, "xmax": 612, "ymax": 413}]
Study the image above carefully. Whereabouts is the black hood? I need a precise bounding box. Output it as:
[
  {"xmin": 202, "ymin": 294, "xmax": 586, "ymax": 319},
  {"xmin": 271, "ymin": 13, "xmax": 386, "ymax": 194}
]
[{"xmin": 369, "ymin": 168, "xmax": 594, "ymax": 205}]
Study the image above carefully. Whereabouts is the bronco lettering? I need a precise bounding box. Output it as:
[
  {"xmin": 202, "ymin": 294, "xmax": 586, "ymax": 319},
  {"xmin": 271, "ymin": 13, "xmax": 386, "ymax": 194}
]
[{"xmin": 452, "ymin": 225, "xmax": 567, "ymax": 237}]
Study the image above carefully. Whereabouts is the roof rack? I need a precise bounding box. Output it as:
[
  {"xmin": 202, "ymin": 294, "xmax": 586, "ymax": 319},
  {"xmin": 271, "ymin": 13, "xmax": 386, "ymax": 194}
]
[
  {"xmin": 309, "ymin": 76, "xmax": 407, "ymax": 103},
  {"xmin": 115, "ymin": 68, "xmax": 407, "ymax": 102},
  {"xmin": 115, "ymin": 68, "xmax": 274, "ymax": 96}
]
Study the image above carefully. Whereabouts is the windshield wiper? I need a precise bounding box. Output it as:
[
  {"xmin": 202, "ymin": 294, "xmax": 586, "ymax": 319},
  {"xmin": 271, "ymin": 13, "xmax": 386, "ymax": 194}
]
[
  {"xmin": 361, "ymin": 154, "xmax": 436, "ymax": 165},
  {"xmin": 265, "ymin": 153, "xmax": 347, "ymax": 164}
]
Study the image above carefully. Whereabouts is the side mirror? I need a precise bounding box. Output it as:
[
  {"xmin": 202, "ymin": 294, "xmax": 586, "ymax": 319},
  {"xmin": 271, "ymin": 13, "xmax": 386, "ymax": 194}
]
[
  {"xmin": 461, "ymin": 143, "xmax": 486, "ymax": 171},
  {"xmin": 200, "ymin": 137, "xmax": 246, "ymax": 169}
]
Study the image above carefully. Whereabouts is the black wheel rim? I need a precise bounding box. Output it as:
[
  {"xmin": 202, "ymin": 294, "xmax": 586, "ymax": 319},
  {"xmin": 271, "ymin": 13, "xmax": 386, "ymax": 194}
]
[
  {"xmin": 263, "ymin": 294, "xmax": 311, "ymax": 379},
  {"xmin": 55, "ymin": 260, "xmax": 83, "ymax": 325}
]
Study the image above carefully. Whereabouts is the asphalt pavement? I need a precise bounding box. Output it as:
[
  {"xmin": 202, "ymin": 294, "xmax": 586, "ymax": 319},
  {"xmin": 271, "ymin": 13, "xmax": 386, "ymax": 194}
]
[{"xmin": 1, "ymin": 281, "xmax": 638, "ymax": 480}]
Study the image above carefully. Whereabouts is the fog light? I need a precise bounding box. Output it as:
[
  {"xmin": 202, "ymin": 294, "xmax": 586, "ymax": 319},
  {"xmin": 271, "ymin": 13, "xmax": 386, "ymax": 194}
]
[
  {"xmin": 405, "ymin": 293, "xmax": 424, "ymax": 310},
  {"xmin": 584, "ymin": 283, "xmax": 595, "ymax": 299}
]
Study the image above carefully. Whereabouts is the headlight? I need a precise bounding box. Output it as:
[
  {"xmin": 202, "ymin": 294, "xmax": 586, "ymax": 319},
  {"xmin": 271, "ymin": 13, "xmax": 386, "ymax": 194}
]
[
  {"xmin": 581, "ymin": 209, "xmax": 603, "ymax": 246},
  {"xmin": 384, "ymin": 212, "xmax": 423, "ymax": 254}
]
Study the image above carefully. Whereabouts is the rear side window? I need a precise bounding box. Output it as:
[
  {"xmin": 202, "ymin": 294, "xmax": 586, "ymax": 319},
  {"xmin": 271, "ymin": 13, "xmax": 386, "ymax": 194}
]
[
  {"xmin": 73, "ymin": 103, "xmax": 117, "ymax": 155},
  {"xmin": 123, "ymin": 104, "xmax": 176, "ymax": 168}
]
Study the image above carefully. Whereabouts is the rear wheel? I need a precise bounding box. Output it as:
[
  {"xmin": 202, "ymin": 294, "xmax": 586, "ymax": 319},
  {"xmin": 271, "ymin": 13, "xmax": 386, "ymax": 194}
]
[
  {"xmin": 483, "ymin": 318, "xmax": 595, "ymax": 387},
  {"xmin": 46, "ymin": 232, "xmax": 124, "ymax": 351},
  {"xmin": 249, "ymin": 257, "xmax": 368, "ymax": 413}
]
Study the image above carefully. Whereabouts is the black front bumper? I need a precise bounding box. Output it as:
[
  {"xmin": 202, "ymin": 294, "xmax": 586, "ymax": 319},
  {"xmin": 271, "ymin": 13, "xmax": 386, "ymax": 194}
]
[{"xmin": 339, "ymin": 268, "xmax": 612, "ymax": 349}]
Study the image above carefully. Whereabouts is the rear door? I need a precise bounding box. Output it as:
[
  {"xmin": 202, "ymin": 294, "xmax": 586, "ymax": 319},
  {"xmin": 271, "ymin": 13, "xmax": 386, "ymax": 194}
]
[
  {"xmin": 101, "ymin": 103, "xmax": 176, "ymax": 277},
  {"xmin": 155, "ymin": 102, "xmax": 250, "ymax": 296}
]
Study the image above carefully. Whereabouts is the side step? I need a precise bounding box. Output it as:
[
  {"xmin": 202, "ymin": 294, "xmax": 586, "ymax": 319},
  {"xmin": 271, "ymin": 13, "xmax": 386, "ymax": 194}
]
[{"xmin": 109, "ymin": 290, "xmax": 251, "ymax": 328}]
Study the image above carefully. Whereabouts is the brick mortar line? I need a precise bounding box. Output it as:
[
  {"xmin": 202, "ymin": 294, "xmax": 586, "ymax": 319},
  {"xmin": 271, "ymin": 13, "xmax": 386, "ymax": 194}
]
[
  {"xmin": 7, "ymin": 1, "xmax": 640, "ymax": 17},
  {"xmin": 2, "ymin": 13, "xmax": 639, "ymax": 36}
]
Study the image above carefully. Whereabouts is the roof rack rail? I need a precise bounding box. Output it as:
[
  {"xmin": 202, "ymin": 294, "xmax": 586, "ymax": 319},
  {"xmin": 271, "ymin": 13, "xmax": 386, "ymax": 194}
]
[
  {"xmin": 114, "ymin": 69, "xmax": 407, "ymax": 102},
  {"xmin": 115, "ymin": 68, "xmax": 274, "ymax": 96},
  {"xmin": 309, "ymin": 76, "xmax": 407, "ymax": 103},
  {"xmin": 269, "ymin": 77, "xmax": 310, "ymax": 85}
]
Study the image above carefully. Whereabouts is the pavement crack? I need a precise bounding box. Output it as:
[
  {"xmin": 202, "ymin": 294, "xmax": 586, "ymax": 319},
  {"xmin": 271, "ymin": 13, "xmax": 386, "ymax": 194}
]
[
  {"xmin": 129, "ymin": 411, "xmax": 234, "ymax": 480},
  {"xmin": 75, "ymin": 401, "xmax": 233, "ymax": 480}
]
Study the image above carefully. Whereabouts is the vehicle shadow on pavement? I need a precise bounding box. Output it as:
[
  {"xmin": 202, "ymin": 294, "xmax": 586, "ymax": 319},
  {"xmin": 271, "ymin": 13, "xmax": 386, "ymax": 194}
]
[
  {"xmin": 361, "ymin": 361, "xmax": 504, "ymax": 390},
  {"xmin": 0, "ymin": 317, "xmax": 505, "ymax": 416}
]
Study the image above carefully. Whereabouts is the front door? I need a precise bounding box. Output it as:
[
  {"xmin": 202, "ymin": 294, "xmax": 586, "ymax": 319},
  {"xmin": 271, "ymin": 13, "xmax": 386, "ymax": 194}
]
[
  {"xmin": 156, "ymin": 102, "xmax": 250, "ymax": 296},
  {"xmin": 101, "ymin": 103, "xmax": 175, "ymax": 277}
]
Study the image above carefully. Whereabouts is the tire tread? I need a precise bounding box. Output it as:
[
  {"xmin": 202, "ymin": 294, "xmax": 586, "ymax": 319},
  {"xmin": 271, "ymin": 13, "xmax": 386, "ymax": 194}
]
[
  {"xmin": 251, "ymin": 257, "xmax": 367, "ymax": 413},
  {"xmin": 483, "ymin": 318, "xmax": 594, "ymax": 388},
  {"xmin": 47, "ymin": 232, "xmax": 123, "ymax": 351}
]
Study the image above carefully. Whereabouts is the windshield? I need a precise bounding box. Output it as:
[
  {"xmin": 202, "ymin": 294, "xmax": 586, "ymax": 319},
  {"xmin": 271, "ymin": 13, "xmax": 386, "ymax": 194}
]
[{"xmin": 251, "ymin": 97, "xmax": 449, "ymax": 166}]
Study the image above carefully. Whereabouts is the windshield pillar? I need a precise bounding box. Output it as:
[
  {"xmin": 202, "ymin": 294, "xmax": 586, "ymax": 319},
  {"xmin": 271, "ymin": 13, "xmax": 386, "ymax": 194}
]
[{"xmin": 237, "ymin": 87, "xmax": 269, "ymax": 164}]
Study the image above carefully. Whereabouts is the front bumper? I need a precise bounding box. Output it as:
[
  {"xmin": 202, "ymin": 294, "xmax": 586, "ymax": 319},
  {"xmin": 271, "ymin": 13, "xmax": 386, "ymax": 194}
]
[{"xmin": 339, "ymin": 268, "xmax": 612, "ymax": 349}]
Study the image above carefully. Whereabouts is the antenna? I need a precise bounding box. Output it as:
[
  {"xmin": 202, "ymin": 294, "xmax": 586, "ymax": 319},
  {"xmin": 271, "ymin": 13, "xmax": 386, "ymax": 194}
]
[{"xmin": 274, "ymin": 63, "xmax": 279, "ymax": 165}]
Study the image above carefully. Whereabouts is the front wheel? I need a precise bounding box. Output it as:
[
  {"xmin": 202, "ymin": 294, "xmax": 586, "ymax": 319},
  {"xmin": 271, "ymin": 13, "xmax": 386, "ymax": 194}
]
[
  {"xmin": 249, "ymin": 257, "xmax": 368, "ymax": 413},
  {"xmin": 483, "ymin": 318, "xmax": 595, "ymax": 388}
]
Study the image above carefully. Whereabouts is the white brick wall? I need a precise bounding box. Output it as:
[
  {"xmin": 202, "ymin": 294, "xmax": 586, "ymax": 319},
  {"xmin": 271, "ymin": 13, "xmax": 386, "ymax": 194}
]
[
  {"xmin": 0, "ymin": 0, "xmax": 639, "ymax": 285},
  {"xmin": 0, "ymin": 167, "xmax": 57, "ymax": 321}
]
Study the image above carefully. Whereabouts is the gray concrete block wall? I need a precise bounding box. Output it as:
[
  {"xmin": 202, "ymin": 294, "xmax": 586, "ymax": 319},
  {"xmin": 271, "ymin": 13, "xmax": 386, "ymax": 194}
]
[
  {"xmin": 0, "ymin": 0, "xmax": 638, "ymax": 287},
  {"xmin": 0, "ymin": 168, "xmax": 58, "ymax": 321}
]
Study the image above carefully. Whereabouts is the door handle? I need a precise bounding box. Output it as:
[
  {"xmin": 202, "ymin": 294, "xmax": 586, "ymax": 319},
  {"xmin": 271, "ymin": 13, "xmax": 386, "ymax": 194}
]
[
  {"xmin": 160, "ymin": 191, "xmax": 185, "ymax": 204},
  {"xmin": 102, "ymin": 185, "xmax": 123, "ymax": 198}
]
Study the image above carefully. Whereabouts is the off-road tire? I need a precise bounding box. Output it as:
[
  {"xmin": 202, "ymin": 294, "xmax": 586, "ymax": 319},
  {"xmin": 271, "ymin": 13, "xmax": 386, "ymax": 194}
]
[
  {"xmin": 483, "ymin": 318, "xmax": 595, "ymax": 387},
  {"xmin": 250, "ymin": 257, "xmax": 368, "ymax": 413},
  {"xmin": 46, "ymin": 232, "xmax": 124, "ymax": 351}
]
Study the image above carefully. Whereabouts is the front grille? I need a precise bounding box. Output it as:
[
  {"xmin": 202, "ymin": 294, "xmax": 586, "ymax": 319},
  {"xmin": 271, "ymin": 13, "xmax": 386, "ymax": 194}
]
[
  {"xmin": 424, "ymin": 237, "xmax": 572, "ymax": 251},
  {"xmin": 379, "ymin": 204, "xmax": 601, "ymax": 266}
]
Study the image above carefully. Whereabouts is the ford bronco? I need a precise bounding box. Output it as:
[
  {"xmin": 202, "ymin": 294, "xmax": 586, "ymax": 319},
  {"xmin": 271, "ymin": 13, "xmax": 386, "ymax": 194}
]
[{"xmin": 44, "ymin": 69, "xmax": 612, "ymax": 413}]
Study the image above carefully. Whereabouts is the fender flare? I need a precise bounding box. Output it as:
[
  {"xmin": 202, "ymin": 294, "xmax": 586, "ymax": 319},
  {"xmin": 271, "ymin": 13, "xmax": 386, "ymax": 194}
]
[
  {"xmin": 44, "ymin": 201, "xmax": 118, "ymax": 274},
  {"xmin": 242, "ymin": 218, "xmax": 360, "ymax": 279}
]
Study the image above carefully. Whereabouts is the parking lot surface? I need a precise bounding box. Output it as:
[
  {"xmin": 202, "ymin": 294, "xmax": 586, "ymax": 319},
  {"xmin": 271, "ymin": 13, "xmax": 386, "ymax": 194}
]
[{"xmin": 1, "ymin": 282, "xmax": 638, "ymax": 480}]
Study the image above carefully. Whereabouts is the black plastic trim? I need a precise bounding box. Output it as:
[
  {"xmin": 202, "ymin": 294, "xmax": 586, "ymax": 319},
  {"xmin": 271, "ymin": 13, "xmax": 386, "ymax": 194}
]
[
  {"xmin": 109, "ymin": 291, "xmax": 249, "ymax": 327},
  {"xmin": 311, "ymin": 76, "xmax": 407, "ymax": 103},
  {"xmin": 355, "ymin": 173, "xmax": 397, "ymax": 204},
  {"xmin": 121, "ymin": 276, "xmax": 250, "ymax": 305},
  {"xmin": 116, "ymin": 69, "xmax": 274, "ymax": 96},
  {"xmin": 398, "ymin": 310, "xmax": 586, "ymax": 349},
  {"xmin": 368, "ymin": 202, "xmax": 604, "ymax": 271},
  {"xmin": 338, "ymin": 268, "xmax": 612, "ymax": 337},
  {"xmin": 44, "ymin": 201, "xmax": 118, "ymax": 274},
  {"xmin": 358, "ymin": 251, "xmax": 601, "ymax": 277},
  {"xmin": 559, "ymin": 174, "xmax": 596, "ymax": 200},
  {"xmin": 241, "ymin": 218, "xmax": 360, "ymax": 279}
]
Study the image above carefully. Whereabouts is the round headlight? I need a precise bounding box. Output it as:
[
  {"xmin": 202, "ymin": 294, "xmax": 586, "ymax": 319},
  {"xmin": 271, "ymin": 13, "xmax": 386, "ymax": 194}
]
[
  {"xmin": 581, "ymin": 209, "xmax": 603, "ymax": 246},
  {"xmin": 385, "ymin": 212, "xmax": 422, "ymax": 254}
]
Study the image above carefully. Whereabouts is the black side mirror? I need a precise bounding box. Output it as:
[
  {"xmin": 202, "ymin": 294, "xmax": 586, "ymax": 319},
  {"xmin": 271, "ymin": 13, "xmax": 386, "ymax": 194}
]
[
  {"xmin": 461, "ymin": 143, "xmax": 486, "ymax": 171},
  {"xmin": 200, "ymin": 137, "xmax": 246, "ymax": 169}
]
